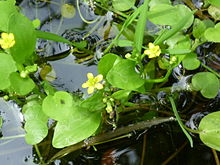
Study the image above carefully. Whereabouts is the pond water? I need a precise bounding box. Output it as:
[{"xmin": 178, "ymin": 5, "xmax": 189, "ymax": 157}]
[{"xmin": 0, "ymin": 0, "xmax": 220, "ymax": 164}]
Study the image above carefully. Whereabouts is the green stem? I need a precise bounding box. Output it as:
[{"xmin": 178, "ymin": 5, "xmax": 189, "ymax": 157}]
[
  {"xmin": 145, "ymin": 68, "xmax": 172, "ymax": 83},
  {"xmin": 0, "ymin": 134, "xmax": 25, "ymax": 140},
  {"xmin": 168, "ymin": 96, "xmax": 193, "ymax": 147},
  {"xmin": 34, "ymin": 144, "xmax": 47, "ymax": 165},
  {"xmin": 201, "ymin": 63, "xmax": 220, "ymax": 79}
]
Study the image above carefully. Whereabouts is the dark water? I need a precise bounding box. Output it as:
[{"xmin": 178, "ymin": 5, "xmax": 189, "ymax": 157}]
[{"xmin": 0, "ymin": 0, "xmax": 220, "ymax": 164}]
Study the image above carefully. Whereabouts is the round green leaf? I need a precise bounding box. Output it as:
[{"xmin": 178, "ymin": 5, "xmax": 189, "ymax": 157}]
[
  {"xmin": 204, "ymin": 23, "xmax": 220, "ymax": 42},
  {"xmin": 199, "ymin": 111, "xmax": 220, "ymax": 151},
  {"xmin": 0, "ymin": 53, "xmax": 17, "ymax": 90},
  {"xmin": 42, "ymin": 91, "xmax": 73, "ymax": 121},
  {"xmin": 192, "ymin": 72, "xmax": 220, "ymax": 98},
  {"xmin": 112, "ymin": 0, "xmax": 135, "ymax": 11},
  {"xmin": 9, "ymin": 72, "xmax": 35, "ymax": 95},
  {"xmin": 106, "ymin": 59, "xmax": 145, "ymax": 90},
  {"xmin": 182, "ymin": 53, "xmax": 200, "ymax": 70},
  {"xmin": 61, "ymin": 4, "xmax": 76, "ymax": 18}
]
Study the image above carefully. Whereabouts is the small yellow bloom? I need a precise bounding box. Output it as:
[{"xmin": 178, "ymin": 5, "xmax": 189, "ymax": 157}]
[
  {"xmin": 144, "ymin": 42, "xmax": 161, "ymax": 58},
  {"xmin": 82, "ymin": 73, "xmax": 103, "ymax": 94},
  {"xmin": 0, "ymin": 32, "xmax": 16, "ymax": 49}
]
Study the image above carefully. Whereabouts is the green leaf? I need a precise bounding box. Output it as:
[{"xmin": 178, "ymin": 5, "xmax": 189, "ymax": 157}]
[
  {"xmin": 9, "ymin": 13, "xmax": 36, "ymax": 64},
  {"xmin": 204, "ymin": 23, "xmax": 220, "ymax": 42},
  {"xmin": 192, "ymin": 72, "xmax": 220, "ymax": 98},
  {"xmin": 61, "ymin": 4, "xmax": 76, "ymax": 18},
  {"xmin": 9, "ymin": 72, "xmax": 35, "ymax": 95},
  {"xmin": 23, "ymin": 100, "xmax": 48, "ymax": 145},
  {"xmin": 0, "ymin": 53, "xmax": 17, "ymax": 90},
  {"xmin": 52, "ymin": 110, "xmax": 101, "ymax": 148},
  {"xmin": 107, "ymin": 59, "xmax": 145, "ymax": 90},
  {"xmin": 208, "ymin": 5, "xmax": 220, "ymax": 20},
  {"xmin": 148, "ymin": 4, "xmax": 194, "ymax": 29},
  {"xmin": 0, "ymin": 117, "xmax": 2, "ymax": 129},
  {"xmin": 112, "ymin": 90, "xmax": 131, "ymax": 100},
  {"xmin": 42, "ymin": 91, "xmax": 74, "ymax": 121},
  {"xmin": 98, "ymin": 53, "xmax": 122, "ymax": 77},
  {"xmin": 80, "ymin": 91, "xmax": 105, "ymax": 112},
  {"xmin": 112, "ymin": 0, "xmax": 135, "ymax": 11},
  {"xmin": 182, "ymin": 53, "xmax": 200, "ymax": 70},
  {"xmin": 208, "ymin": 0, "xmax": 220, "ymax": 7},
  {"xmin": 149, "ymin": 0, "xmax": 171, "ymax": 8},
  {"xmin": 0, "ymin": 0, "xmax": 17, "ymax": 32},
  {"xmin": 199, "ymin": 111, "xmax": 220, "ymax": 151},
  {"xmin": 192, "ymin": 19, "xmax": 207, "ymax": 39},
  {"xmin": 32, "ymin": 19, "xmax": 41, "ymax": 28}
]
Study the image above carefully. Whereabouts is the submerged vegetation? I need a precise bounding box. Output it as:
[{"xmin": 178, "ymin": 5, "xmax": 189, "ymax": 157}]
[{"xmin": 0, "ymin": 0, "xmax": 220, "ymax": 164}]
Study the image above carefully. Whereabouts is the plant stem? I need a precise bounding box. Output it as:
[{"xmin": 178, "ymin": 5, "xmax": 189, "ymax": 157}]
[
  {"xmin": 201, "ymin": 63, "xmax": 220, "ymax": 78},
  {"xmin": 34, "ymin": 144, "xmax": 46, "ymax": 165},
  {"xmin": 212, "ymin": 148, "xmax": 220, "ymax": 165}
]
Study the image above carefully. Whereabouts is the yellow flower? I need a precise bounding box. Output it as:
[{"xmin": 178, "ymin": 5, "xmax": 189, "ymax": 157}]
[
  {"xmin": 0, "ymin": 32, "xmax": 16, "ymax": 49},
  {"xmin": 82, "ymin": 73, "xmax": 103, "ymax": 94},
  {"xmin": 144, "ymin": 42, "xmax": 161, "ymax": 58}
]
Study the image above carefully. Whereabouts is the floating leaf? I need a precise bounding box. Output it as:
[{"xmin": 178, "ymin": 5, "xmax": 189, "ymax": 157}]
[
  {"xmin": 0, "ymin": 53, "xmax": 17, "ymax": 90},
  {"xmin": 208, "ymin": 5, "xmax": 220, "ymax": 20},
  {"xmin": 23, "ymin": 100, "xmax": 48, "ymax": 145},
  {"xmin": 32, "ymin": 19, "xmax": 41, "ymax": 28},
  {"xmin": 61, "ymin": 4, "xmax": 76, "ymax": 19},
  {"xmin": 199, "ymin": 111, "xmax": 220, "ymax": 151},
  {"xmin": 9, "ymin": 72, "xmax": 35, "ymax": 95},
  {"xmin": 107, "ymin": 59, "xmax": 145, "ymax": 90},
  {"xmin": 112, "ymin": 0, "xmax": 135, "ymax": 11},
  {"xmin": 149, "ymin": 0, "xmax": 171, "ymax": 8},
  {"xmin": 192, "ymin": 72, "xmax": 220, "ymax": 98},
  {"xmin": 182, "ymin": 53, "xmax": 200, "ymax": 70},
  {"xmin": 204, "ymin": 23, "xmax": 220, "ymax": 42}
]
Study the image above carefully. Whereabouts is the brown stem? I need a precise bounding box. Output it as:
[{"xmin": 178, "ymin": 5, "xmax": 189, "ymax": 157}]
[
  {"xmin": 161, "ymin": 141, "xmax": 188, "ymax": 165},
  {"xmin": 212, "ymin": 148, "xmax": 220, "ymax": 165},
  {"xmin": 49, "ymin": 117, "xmax": 175, "ymax": 162},
  {"xmin": 140, "ymin": 134, "xmax": 147, "ymax": 165}
]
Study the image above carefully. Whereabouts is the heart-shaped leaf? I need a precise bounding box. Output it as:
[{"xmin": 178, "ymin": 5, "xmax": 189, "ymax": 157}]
[
  {"xmin": 204, "ymin": 23, "xmax": 220, "ymax": 42},
  {"xmin": 182, "ymin": 53, "xmax": 200, "ymax": 70}
]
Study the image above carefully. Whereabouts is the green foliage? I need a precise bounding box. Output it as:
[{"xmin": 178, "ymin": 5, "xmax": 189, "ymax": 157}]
[
  {"xmin": 204, "ymin": 23, "xmax": 220, "ymax": 42},
  {"xmin": 182, "ymin": 53, "xmax": 200, "ymax": 70},
  {"xmin": 192, "ymin": 72, "xmax": 220, "ymax": 98},
  {"xmin": 199, "ymin": 111, "xmax": 220, "ymax": 151},
  {"xmin": 23, "ymin": 100, "xmax": 48, "ymax": 145},
  {"xmin": 148, "ymin": 4, "xmax": 194, "ymax": 29},
  {"xmin": 112, "ymin": 0, "xmax": 135, "ymax": 11},
  {"xmin": 9, "ymin": 72, "xmax": 35, "ymax": 95},
  {"xmin": 42, "ymin": 91, "xmax": 102, "ymax": 148},
  {"xmin": 0, "ymin": 53, "xmax": 17, "ymax": 90},
  {"xmin": 107, "ymin": 59, "xmax": 145, "ymax": 90},
  {"xmin": 208, "ymin": 0, "xmax": 220, "ymax": 7}
]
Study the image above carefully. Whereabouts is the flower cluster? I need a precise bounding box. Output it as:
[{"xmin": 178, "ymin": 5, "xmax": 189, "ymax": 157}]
[
  {"xmin": 144, "ymin": 42, "xmax": 161, "ymax": 58},
  {"xmin": 0, "ymin": 32, "xmax": 15, "ymax": 49},
  {"xmin": 82, "ymin": 73, "xmax": 103, "ymax": 94}
]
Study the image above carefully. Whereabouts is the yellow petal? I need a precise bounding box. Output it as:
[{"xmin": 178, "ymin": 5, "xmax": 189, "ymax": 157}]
[
  {"xmin": 87, "ymin": 73, "xmax": 94, "ymax": 79},
  {"xmin": 87, "ymin": 87, "xmax": 94, "ymax": 94},
  {"xmin": 95, "ymin": 83, "xmax": 103, "ymax": 89},
  {"xmin": 148, "ymin": 42, "xmax": 154, "ymax": 49},
  {"xmin": 95, "ymin": 74, "xmax": 103, "ymax": 82},
  {"xmin": 1, "ymin": 33, "xmax": 8, "ymax": 39},
  {"xmin": 144, "ymin": 50, "xmax": 151, "ymax": 55},
  {"xmin": 8, "ymin": 33, "xmax": 15, "ymax": 40},
  {"xmin": 82, "ymin": 82, "xmax": 89, "ymax": 88}
]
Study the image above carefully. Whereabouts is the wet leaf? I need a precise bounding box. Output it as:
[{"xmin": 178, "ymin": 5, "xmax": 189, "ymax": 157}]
[
  {"xmin": 23, "ymin": 100, "xmax": 48, "ymax": 145},
  {"xmin": 182, "ymin": 53, "xmax": 200, "ymax": 70},
  {"xmin": 208, "ymin": 5, "xmax": 220, "ymax": 20},
  {"xmin": 192, "ymin": 72, "xmax": 220, "ymax": 98},
  {"xmin": 0, "ymin": 53, "xmax": 17, "ymax": 90},
  {"xmin": 199, "ymin": 111, "xmax": 220, "ymax": 151},
  {"xmin": 107, "ymin": 59, "xmax": 145, "ymax": 90},
  {"xmin": 204, "ymin": 23, "xmax": 220, "ymax": 42},
  {"xmin": 112, "ymin": 0, "xmax": 135, "ymax": 11},
  {"xmin": 61, "ymin": 4, "xmax": 76, "ymax": 19},
  {"xmin": 9, "ymin": 72, "xmax": 35, "ymax": 96}
]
